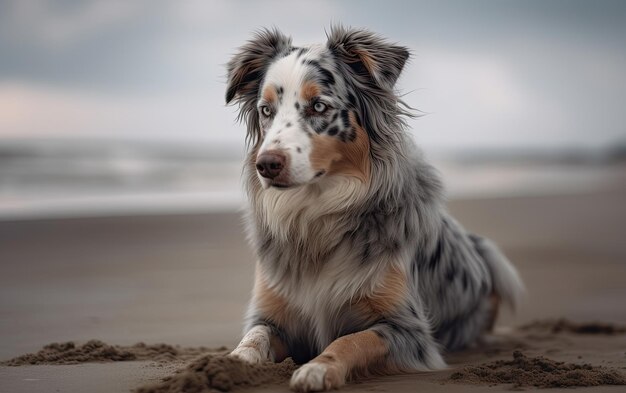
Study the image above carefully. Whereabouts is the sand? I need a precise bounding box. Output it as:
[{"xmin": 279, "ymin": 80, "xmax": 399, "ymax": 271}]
[
  {"xmin": 1, "ymin": 340, "xmax": 225, "ymax": 366},
  {"xmin": 449, "ymin": 350, "xmax": 626, "ymax": 388},
  {"xmin": 520, "ymin": 319, "xmax": 626, "ymax": 335},
  {"xmin": 3, "ymin": 319, "xmax": 625, "ymax": 391},
  {"xmin": 136, "ymin": 355, "xmax": 297, "ymax": 393},
  {"xmin": 1, "ymin": 183, "xmax": 626, "ymax": 392}
]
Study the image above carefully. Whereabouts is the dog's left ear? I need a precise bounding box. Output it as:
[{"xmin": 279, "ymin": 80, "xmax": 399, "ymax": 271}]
[
  {"xmin": 225, "ymin": 28, "xmax": 292, "ymax": 105},
  {"xmin": 326, "ymin": 25, "xmax": 409, "ymax": 91}
]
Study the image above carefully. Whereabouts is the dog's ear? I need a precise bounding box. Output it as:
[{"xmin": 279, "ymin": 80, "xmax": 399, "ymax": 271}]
[
  {"xmin": 225, "ymin": 28, "xmax": 292, "ymax": 105},
  {"xmin": 326, "ymin": 25, "xmax": 409, "ymax": 91}
]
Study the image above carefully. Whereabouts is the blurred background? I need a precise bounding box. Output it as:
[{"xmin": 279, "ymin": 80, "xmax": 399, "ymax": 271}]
[
  {"xmin": 1, "ymin": 0, "xmax": 625, "ymax": 365},
  {"xmin": 1, "ymin": 0, "xmax": 625, "ymax": 218}
]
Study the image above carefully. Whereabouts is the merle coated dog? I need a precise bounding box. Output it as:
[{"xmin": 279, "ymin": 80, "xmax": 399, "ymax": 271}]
[{"xmin": 225, "ymin": 26, "xmax": 524, "ymax": 392}]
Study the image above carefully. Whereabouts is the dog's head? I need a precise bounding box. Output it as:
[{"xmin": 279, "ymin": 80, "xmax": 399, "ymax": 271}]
[{"xmin": 226, "ymin": 26, "xmax": 409, "ymax": 189}]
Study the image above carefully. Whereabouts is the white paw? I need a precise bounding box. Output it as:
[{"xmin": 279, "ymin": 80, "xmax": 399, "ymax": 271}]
[
  {"xmin": 229, "ymin": 346, "xmax": 263, "ymax": 364},
  {"xmin": 290, "ymin": 362, "xmax": 329, "ymax": 392}
]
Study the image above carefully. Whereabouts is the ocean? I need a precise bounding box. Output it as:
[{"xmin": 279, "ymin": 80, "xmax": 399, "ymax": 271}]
[{"xmin": 0, "ymin": 140, "xmax": 622, "ymax": 220}]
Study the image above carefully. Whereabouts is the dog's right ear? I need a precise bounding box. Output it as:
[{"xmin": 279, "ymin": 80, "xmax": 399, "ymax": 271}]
[
  {"xmin": 326, "ymin": 25, "xmax": 409, "ymax": 92},
  {"xmin": 225, "ymin": 28, "xmax": 292, "ymax": 105}
]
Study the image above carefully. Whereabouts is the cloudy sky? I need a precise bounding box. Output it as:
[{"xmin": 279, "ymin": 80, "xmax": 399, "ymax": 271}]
[{"xmin": 0, "ymin": 0, "xmax": 625, "ymax": 152}]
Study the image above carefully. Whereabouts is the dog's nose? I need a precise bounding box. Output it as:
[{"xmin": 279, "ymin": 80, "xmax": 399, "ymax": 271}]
[{"xmin": 256, "ymin": 151, "xmax": 286, "ymax": 179}]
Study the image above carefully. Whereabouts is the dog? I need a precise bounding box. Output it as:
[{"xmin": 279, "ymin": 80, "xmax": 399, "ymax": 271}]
[{"xmin": 225, "ymin": 26, "xmax": 524, "ymax": 392}]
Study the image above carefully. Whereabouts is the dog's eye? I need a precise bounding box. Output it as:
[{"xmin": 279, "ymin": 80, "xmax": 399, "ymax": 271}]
[
  {"xmin": 313, "ymin": 102, "xmax": 327, "ymax": 113},
  {"xmin": 260, "ymin": 106, "xmax": 272, "ymax": 117}
]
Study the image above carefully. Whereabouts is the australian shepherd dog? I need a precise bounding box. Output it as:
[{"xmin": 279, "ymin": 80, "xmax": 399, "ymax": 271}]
[{"xmin": 225, "ymin": 26, "xmax": 524, "ymax": 392}]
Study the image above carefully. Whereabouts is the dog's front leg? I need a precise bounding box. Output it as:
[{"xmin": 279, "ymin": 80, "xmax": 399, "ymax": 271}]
[
  {"xmin": 290, "ymin": 330, "xmax": 387, "ymax": 392},
  {"xmin": 230, "ymin": 324, "xmax": 287, "ymax": 364}
]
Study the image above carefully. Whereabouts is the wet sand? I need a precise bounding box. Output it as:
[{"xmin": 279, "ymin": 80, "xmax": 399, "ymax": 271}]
[{"xmin": 1, "ymin": 185, "xmax": 625, "ymax": 392}]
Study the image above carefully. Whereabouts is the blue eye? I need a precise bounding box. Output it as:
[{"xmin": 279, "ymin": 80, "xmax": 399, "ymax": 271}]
[
  {"xmin": 260, "ymin": 106, "xmax": 272, "ymax": 117},
  {"xmin": 313, "ymin": 102, "xmax": 327, "ymax": 113}
]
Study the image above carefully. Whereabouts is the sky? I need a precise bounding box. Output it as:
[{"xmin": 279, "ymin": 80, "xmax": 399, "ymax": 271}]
[{"xmin": 0, "ymin": 0, "xmax": 625, "ymax": 152}]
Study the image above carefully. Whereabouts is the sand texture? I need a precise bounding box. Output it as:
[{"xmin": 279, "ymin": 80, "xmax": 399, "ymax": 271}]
[
  {"xmin": 520, "ymin": 319, "xmax": 626, "ymax": 335},
  {"xmin": 135, "ymin": 355, "xmax": 297, "ymax": 393},
  {"xmin": 3, "ymin": 320, "xmax": 626, "ymax": 392},
  {"xmin": 1, "ymin": 185, "xmax": 626, "ymax": 392},
  {"xmin": 449, "ymin": 350, "xmax": 626, "ymax": 388},
  {"xmin": 2, "ymin": 340, "xmax": 224, "ymax": 366}
]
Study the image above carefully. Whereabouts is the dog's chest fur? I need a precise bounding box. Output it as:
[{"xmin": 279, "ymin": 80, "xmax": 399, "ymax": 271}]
[
  {"xmin": 246, "ymin": 175, "xmax": 415, "ymax": 350},
  {"xmin": 255, "ymin": 238, "xmax": 411, "ymax": 352}
]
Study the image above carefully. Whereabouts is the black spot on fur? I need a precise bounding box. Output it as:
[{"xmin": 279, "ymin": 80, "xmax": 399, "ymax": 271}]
[
  {"xmin": 305, "ymin": 59, "xmax": 321, "ymax": 68},
  {"xmin": 347, "ymin": 92, "xmax": 356, "ymax": 107},
  {"xmin": 341, "ymin": 110, "xmax": 350, "ymax": 129},
  {"xmin": 339, "ymin": 131, "xmax": 349, "ymax": 143},
  {"xmin": 347, "ymin": 60, "xmax": 370, "ymax": 79},
  {"xmin": 286, "ymin": 122, "xmax": 292, "ymax": 127},
  {"xmin": 428, "ymin": 238, "xmax": 443, "ymax": 271},
  {"xmin": 277, "ymin": 86, "xmax": 284, "ymax": 103},
  {"xmin": 295, "ymin": 102, "xmax": 300, "ymax": 110},
  {"xmin": 297, "ymin": 147, "xmax": 302, "ymax": 153},
  {"xmin": 354, "ymin": 112, "xmax": 363, "ymax": 127},
  {"xmin": 303, "ymin": 59, "xmax": 336, "ymax": 87},
  {"xmin": 315, "ymin": 121, "xmax": 329, "ymax": 134},
  {"xmin": 318, "ymin": 67, "xmax": 336, "ymax": 86},
  {"xmin": 346, "ymin": 126, "xmax": 357, "ymax": 141},
  {"xmin": 381, "ymin": 68, "xmax": 396, "ymax": 81},
  {"xmin": 327, "ymin": 126, "xmax": 339, "ymax": 136}
]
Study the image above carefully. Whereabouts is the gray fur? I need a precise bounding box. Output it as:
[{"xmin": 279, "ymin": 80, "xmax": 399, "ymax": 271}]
[
  {"xmin": 227, "ymin": 26, "xmax": 524, "ymax": 374},
  {"xmin": 225, "ymin": 28, "xmax": 293, "ymax": 145}
]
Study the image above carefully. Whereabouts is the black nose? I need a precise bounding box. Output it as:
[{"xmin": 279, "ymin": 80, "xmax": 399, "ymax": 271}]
[{"xmin": 256, "ymin": 151, "xmax": 286, "ymax": 179}]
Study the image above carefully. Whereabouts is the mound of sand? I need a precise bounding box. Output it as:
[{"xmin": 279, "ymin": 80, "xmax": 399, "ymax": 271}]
[
  {"xmin": 135, "ymin": 354, "xmax": 297, "ymax": 393},
  {"xmin": 520, "ymin": 318, "xmax": 626, "ymax": 335},
  {"xmin": 1, "ymin": 340, "xmax": 224, "ymax": 366},
  {"xmin": 3, "ymin": 319, "xmax": 625, "ymax": 391},
  {"xmin": 449, "ymin": 350, "xmax": 626, "ymax": 388}
]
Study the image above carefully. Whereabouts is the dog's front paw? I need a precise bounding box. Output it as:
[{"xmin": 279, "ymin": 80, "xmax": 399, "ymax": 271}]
[
  {"xmin": 229, "ymin": 346, "xmax": 264, "ymax": 364},
  {"xmin": 290, "ymin": 362, "xmax": 344, "ymax": 392}
]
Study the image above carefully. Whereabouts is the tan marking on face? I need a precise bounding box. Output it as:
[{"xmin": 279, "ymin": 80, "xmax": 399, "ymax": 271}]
[
  {"xmin": 309, "ymin": 112, "xmax": 371, "ymax": 182},
  {"xmin": 352, "ymin": 264, "xmax": 409, "ymax": 317},
  {"xmin": 262, "ymin": 85, "xmax": 278, "ymax": 104},
  {"xmin": 253, "ymin": 269, "xmax": 291, "ymax": 327},
  {"xmin": 300, "ymin": 80, "xmax": 321, "ymax": 102},
  {"xmin": 310, "ymin": 330, "xmax": 389, "ymax": 384}
]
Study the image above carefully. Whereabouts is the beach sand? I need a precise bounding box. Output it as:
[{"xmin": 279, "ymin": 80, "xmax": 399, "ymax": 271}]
[{"xmin": 1, "ymin": 184, "xmax": 625, "ymax": 392}]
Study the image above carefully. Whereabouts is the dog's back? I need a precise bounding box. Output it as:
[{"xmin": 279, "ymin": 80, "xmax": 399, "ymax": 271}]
[{"xmin": 414, "ymin": 213, "xmax": 524, "ymax": 350}]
